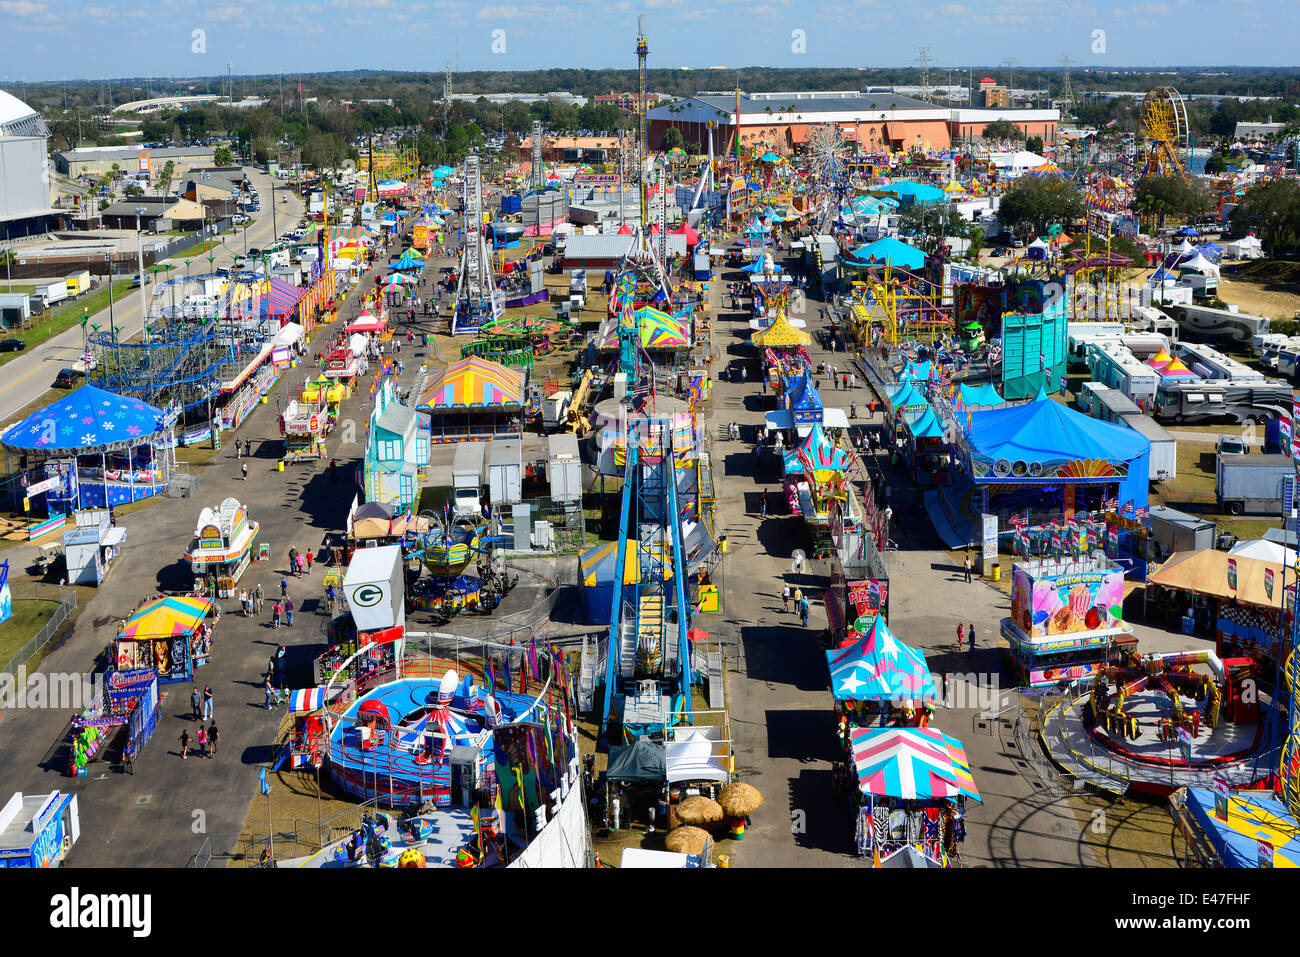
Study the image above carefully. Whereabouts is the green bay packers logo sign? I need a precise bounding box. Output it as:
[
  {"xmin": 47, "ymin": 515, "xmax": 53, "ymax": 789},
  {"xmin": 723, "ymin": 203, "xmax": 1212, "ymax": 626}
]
[{"xmin": 351, "ymin": 584, "xmax": 385, "ymax": 607}]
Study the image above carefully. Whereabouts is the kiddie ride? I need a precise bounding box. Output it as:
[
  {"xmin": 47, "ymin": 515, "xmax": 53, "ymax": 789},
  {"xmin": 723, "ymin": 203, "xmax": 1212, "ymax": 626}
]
[
  {"xmin": 279, "ymin": 378, "xmax": 341, "ymax": 465},
  {"xmin": 404, "ymin": 522, "xmax": 517, "ymax": 623},
  {"xmin": 1085, "ymin": 647, "xmax": 1259, "ymax": 760}
]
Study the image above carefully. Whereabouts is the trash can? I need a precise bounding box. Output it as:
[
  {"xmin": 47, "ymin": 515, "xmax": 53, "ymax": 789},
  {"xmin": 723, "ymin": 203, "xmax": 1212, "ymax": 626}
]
[
  {"xmin": 277, "ymin": 461, "xmax": 285, "ymax": 472},
  {"xmin": 991, "ymin": 563, "xmax": 1001, "ymax": 581}
]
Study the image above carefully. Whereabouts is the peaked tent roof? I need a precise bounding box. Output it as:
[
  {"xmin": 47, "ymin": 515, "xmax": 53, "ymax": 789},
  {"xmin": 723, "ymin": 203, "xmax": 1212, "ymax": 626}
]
[
  {"xmin": 785, "ymin": 368, "xmax": 824, "ymax": 414},
  {"xmin": 906, "ymin": 405, "xmax": 946, "ymax": 440},
  {"xmin": 783, "ymin": 421, "xmax": 853, "ymax": 475},
  {"xmin": 847, "ymin": 236, "xmax": 925, "ymax": 270},
  {"xmin": 957, "ymin": 382, "xmax": 1003, "ymax": 407},
  {"xmin": 967, "ymin": 392, "xmax": 1149, "ymax": 466},
  {"xmin": 418, "ymin": 356, "xmax": 524, "ymax": 409},
  {"xmin": 849, "ymin": 727, "xmax": 982, "ymax": 802},
  {"xmin": 118, "ymin": 596, "xmax": 215, "ymax": 641},
  {"xmin": 826, "ymin": 616, "xmax": 937, "ymax": 702},
  {"xmin": 1, "ymin": 386, "xmax": 170, "ymax": 455},
  {"xmin": 751, "ymin": 310, "xmax": 811, "ymax": 348},
  {"xmin": 890, "ymin": 381, "xmax": 930, "ymax": 413}
]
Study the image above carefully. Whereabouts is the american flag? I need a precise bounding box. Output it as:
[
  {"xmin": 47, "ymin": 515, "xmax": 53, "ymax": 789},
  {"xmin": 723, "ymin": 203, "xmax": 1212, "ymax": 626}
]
[
  {"xmin": 1134, "ymin": 506, "xmax": 1150, "ymax": 519},
  {"xmin": 1121, "ymin": 500, "xmax": 1135, "ymax": 516},
  {"xmin": 1104, "ymin": 494, "xmax": 1118, "ymax": 511}
]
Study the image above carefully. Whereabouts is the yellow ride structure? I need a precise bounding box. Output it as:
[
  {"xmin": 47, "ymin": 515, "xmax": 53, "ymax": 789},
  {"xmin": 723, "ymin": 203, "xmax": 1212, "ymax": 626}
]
[
  {"xmin": 1140, "ymin": 86, "xmax": 1189, "ymax": 182},
  {"xmin": 846, "ymin": 268, "xmax": 953, "ymax": 348},
  {"xmin": 359, "ymin": 144, "xmax": 420, "ymax": 199}
]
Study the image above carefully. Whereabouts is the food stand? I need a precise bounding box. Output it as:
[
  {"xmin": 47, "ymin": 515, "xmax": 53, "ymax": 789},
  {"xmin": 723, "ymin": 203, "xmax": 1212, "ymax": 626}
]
[
  {"xmin": 0, "ymin": 790, "xmax": 80, "ymax": 868},
  {"xmin": 280, "ymin": 378, "xmax": 341, "ymax": 464},
  {"xmin": 186, "ymin": 498, "xmax": 260, "ymax": 597},
  {"xmin": 1001, "ymin": 555, "xmax": 1131, "ymax": 687},
  {"xmin": 111, "ymin": 596, "xmax": 218, "ymax": 684}
]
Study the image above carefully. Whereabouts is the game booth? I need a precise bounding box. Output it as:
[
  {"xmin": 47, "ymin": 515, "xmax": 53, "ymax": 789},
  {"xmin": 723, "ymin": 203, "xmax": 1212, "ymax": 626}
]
[
  {"xmin": 0, "ymin": 791, "xmax": 80, "ymax": 868},
  {"xmin": 827, "ymin": 616, "xmax": 937, "ymax": 733},
  {"xmin": 1170, "ymin": 785, "xmax": 1300, "ymax": 867},
  {"xmin": 185, "ymin": 498, "xmax": 260, "ymax": 598},
  {"xmin": 111, "ymin": 596, "xmax": 218, "ymax": 684},
  {"xmin": 66, "ymin": 667, "xmax": 160, "ymax": 776},
  {"xmin": 0, "ymin": 386, "xmax": 176, "ymax": 513},
  {"xmin": 1001, "ymin": 555, "xmax": 1132, "ymax": 687},
  {"xmin": 62, "ymin": 508, "xmax": 126, "ymax": 587},
  {"xmin": 417, "ymin": 356, "xmax": 527, "ymax": 443},
  {"xmin": 846, "ymin": 726, "xmax": 981, "ymax": 866}
]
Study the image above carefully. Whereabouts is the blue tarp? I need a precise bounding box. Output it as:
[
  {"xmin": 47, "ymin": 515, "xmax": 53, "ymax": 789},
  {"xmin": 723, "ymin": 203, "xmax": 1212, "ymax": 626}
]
[
  {"xmin": 846, "ymin": 236, "xmax": 925, "ymax": 270},
  {"xmin": 1, "ymin": 386, "xmax": 168, "ymax": 455},
  {"xmin": 906, "ymin": 406, "xmax": 946, "ymax": 439},
  {"xmin": 889, "ymin": 381, "xmax": 930, "ymax": 415},
  {"xmin": 1183, "ymin": 786, "xmax": 1300, "ymax": 867},
  {"xmin": 966, "ymin": 392, "xmax": 1151, "ymax": 510}
]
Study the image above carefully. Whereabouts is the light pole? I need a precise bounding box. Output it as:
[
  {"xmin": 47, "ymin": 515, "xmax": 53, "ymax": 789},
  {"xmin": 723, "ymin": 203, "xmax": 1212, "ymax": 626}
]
[{"xmin": 135, "ymin": 207, "xmax": 148, "ymax": 344}]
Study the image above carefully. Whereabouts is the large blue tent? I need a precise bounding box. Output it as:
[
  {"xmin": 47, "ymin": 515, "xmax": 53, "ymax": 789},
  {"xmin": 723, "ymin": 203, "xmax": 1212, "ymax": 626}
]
[
  {"xmin": 957, "ymin": 382, "xmax": 1004, "ymax": 407},
  {"xmin": 963, "ymin": 391, "xmax": 1150, "ymax": 511},
  {"xmin": 1, "ymin": 386, "xmax": 169, "ymax": 455},
  {"xmin": 883, "ymin": 180, "xmax": 948, "ymax": 205},
  {"xmin": 846, "ymin": 236, "xmax": 926, "ymax": 271}
]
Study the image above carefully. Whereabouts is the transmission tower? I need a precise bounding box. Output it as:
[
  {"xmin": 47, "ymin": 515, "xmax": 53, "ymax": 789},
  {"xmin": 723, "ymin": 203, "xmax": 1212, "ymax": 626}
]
[
  {"xmin": 916, "ymin": 47, "xmax": 932, "ymax": 102},
  {"xmin": 1060, "ymin": 54, "xmax": 1076, "ymax": 113},
  {"xmin": 1001, "ymin": 58, "xmax": 1017, "ymax": 104}
]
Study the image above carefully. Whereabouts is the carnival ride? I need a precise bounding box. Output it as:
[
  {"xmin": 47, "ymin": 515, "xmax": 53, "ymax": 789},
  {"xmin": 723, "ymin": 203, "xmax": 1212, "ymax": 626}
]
[
  {"xmin": 847, "ymin": 267, "xmax": 954, "ymax": 347},
  {"xmin": 453, "ymin": 152, "xmax": 503, "ymax": 335},
  {"xmin": 358, "ymin": 142, "xmax": 420, "ymax": 201},
  {"xmin": 1140, "ymin": 86, "xmax": 1190, "ymax": 182},
  {"xmin": 1282, "ymin": 649, "xmax": 1300, "ymax": 820}
]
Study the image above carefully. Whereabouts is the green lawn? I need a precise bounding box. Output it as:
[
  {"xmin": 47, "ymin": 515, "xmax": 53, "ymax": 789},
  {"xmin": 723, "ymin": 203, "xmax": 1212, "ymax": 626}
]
[
  {"xmin": 0, "ymin": 598, "xmax": 61, "ymax": 672},
  {"xmin": 0, "ymin": 280, "xmax": 136, "ymax": 368}
]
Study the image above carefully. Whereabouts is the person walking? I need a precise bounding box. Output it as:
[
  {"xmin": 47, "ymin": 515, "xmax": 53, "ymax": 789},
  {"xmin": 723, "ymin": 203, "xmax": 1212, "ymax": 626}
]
[
  {"xmin": 207, "ymin": 722, "xmax": 220, "ymax": 756},
  {"xmin": 288, "ymin": 547, "xmax": 298, "ymax": 574},
  {"xmin": 793, "ymin": 586, "xmax": 803, "ymax": 611},
  {"xmin": 956, "ymin": 622, "xmax": 965, "ymax": 651},
  {"xmin": 799, "ymin": 596, "xmax": 811, "ymax": 628},
  {"xmin": 285, "ymin": 598, "xmax": 295, "ymax": 627},
  {"xmin": 272, "ymin": 601, "xmax": 282, "ymax": 628},
  {"xmin": 275, "ymin": 645, "xmax": 287, "ymax": 687},
  {"xmin": 241, "ymin": 462, "xmax": 248, "ymax": 481},
  {"xmin": 305, "ymin": 550, "xmax": 313, "ymax": 574},
  {"xmin": 196, "ymin": 725, "xmax": 208, "ymax": 759},
  {"xmin": 280, "ymin": 577, "xmax": 288, "ymax": 599},
  {"xmin": 179, "ymin": 728, "xmax": 190, "ymax": 760},
  {"xmin": 255, "ymin": 583, "xmax": 264, "ymax": 614},
  {"xmin": 760, "ymin": 495, "xmax": 767, "ymax": 520},
  {"xmin": 190, "ymin": 686, "xmax": 201, "ymax": 719},
  {"xmin": 326, "ymin": 583, "xmax": 337, "ymax": 615},
  {"xmin": 963, "ymin": 554, "xmax": 973, "ymax": 583},
  {"xmin": 782, "ymin": 584, "xmax": 791, "ymax": 613},
  {"xmin": 238, "ymin": 588, "xmax": 248, "ymax": 617},
  {"xmin": 263, "ymin": 676, "xmax": 275, "ymax": 710},
  {"xmin": 968, "ymin": 624, "xmax": 976, "ymax": 655},
  {"xmin": 236, "ymin": 441, "xmax": 242, "ymax": 461},
  {"xmin": 202, "ymin": 685, "xmax": 213, "ymax": 720}
]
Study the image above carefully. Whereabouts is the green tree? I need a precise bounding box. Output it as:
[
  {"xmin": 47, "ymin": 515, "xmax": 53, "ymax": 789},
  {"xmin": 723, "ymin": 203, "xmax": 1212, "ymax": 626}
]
[
  {"xmin": 981, "ymin": 119, "xmax": 1026, "ymax": 142},
  {"xmin": 213, "ymin": 145, "xmax": 234, "ymax": 166},
  {"xmin": 897, "ymin": 204, "xmax": 971, "ymax": 255},
  {"xmin": 1229, "ymin": 177, "xmax": 1300, "ymax": 256},
  {"xmin": 1204, "ymin": 154, "xmax": 1227, "ymax": 176},
  {"xmin": 1026, "ymin": 135, "xmax": 1044, "ymax": 154},
  {"xmin": 1134, "ymin": 175, "xmax": 1210, "ymax": 231},
  {"xmin": 997, "ymin": 178, "xmax": 1085, "ymax": 237},
  {"xmin": 158, "ymin": 160, "xmax": 175, "ymax": 196},
  {"xmin": 663, "ymin": 127, "xmax": 684, "ymax": 151}
]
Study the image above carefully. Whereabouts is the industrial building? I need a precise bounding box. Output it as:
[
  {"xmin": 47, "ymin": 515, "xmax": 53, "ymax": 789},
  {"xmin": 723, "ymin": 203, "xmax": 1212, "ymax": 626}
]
[
  {"xmin": 53, "ymin": 144, "xmax": 216, "ymax": 179},
  {"xmin": 0, "ymin": 90, "xmax": 58, "ymax": 240},
  {"xmin": 646, "ymin": 90, "xmax": 1058, "ymax": 155}
]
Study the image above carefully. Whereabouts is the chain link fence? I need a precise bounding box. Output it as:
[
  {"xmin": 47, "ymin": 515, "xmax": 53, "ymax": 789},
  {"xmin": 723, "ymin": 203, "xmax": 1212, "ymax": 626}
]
[{"xmin": 0, "ymin": 585, "xmax": 78, "ymax": 687}]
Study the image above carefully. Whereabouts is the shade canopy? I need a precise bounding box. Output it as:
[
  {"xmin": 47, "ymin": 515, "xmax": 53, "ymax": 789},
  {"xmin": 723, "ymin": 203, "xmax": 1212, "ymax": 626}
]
[
  {"xmin": 750, "ymin": 310, "xmax": 811, "ymax": 348},
  {"xmin": 1148, "ymin": 548, "xmax": 1284, "ymax": 609},
  {"xmin": 847, "ymin": 236, "xmax": 926, "ymax": 270},
  {"xmin": 1228, "ymin": 538, "xmax": 1299, "ymax": 568},
  {"xmin": 905, "ymin": 405, "xmax": 946, "ymax": 440},
  {"xmin": 418, "ymin": 356, "xmax": 524, "ymax": 409},
  {"xmin": 119, "ymin": 596, "xmax": 215, "ymax": 641},
  {"xmin": 956, "ymin": 382, "xmax": 1003, "ymax": 407},
  {"xmin": 606, "ymin": 739, "xmax": 666, "ymax": 782},
  {"xmin": 826, "ymin": 616, "xmax": 936, "ymax": 702},
  {"xmin": 849, "ymin": 727, "xmax": 982, "ymax": 802},
  {"xmin": 1, "ymin": 386, "xmax": 169, "ymax": 455}
]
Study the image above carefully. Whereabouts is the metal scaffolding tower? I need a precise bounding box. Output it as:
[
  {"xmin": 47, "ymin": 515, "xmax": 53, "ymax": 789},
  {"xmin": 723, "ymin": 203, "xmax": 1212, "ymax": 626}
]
[
  {"xmin": 529, "ymin": 119, "xmax": 544, "ymax": 192},
  {"xmin": 453, "ymin": 152, "xmax": 501, "ymax": 333}
]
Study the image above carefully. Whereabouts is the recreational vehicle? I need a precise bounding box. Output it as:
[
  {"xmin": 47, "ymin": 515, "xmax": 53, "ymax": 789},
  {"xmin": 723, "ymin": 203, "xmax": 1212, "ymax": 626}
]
[
  {"xmin": 1167, "ymin": 303, "xmax": 1270, "ymax": 348},
  {"xmin": 1154, "ymin": 380, "xmax": 1293, "ymax": 426},
  {"xmin": 1086, "ymin": 343, "xmax": 1161, "ymax": 408},
  {"xmin": 1175, "ymin": 342, "xmax": 1264, "ymax": 382}
]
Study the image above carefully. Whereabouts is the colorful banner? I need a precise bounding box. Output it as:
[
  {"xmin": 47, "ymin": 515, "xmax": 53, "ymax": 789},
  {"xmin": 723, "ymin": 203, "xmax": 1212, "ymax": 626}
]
[
  {"xmin": 846, "ymin": 579, "xmax": 889, "ymax": 631},
  {"xmin": 1227, "ymin": 557, "xmax": 1238, "ymax": 592},
  {"xmin": 1265, "ymin": 567, "xmax": 1275, "ymax": 602},
  {"xmin": 1011, "ymin": 564, "xmax": 1125, "ymax": 638},
  {"xmin": 1213, "ymin": 777, "xmax": 1230, "ymax": 822}
]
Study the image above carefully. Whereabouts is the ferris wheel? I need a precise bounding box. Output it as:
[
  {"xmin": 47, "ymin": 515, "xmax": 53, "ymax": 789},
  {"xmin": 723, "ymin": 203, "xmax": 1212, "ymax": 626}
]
[
  {"xmin": 1140, "ymin": 86, "xmax": 1189, "ymax": 181},
  {"xmin": 806, "ymin": 123, "xmax": 849, "ymax": 190}
]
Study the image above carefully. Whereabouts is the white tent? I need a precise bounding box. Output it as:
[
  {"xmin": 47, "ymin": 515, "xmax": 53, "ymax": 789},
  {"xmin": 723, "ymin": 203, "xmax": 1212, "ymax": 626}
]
[
  {"xmin": 1171, "ymin": 238, "xmax": 1196, "ymax": 257},
  {"xmin": 348, "ymin": 332, "xmax": 368, "ymax": 356},
  {"xmin": 1229, "ymin": 539, "xmax": 1298, "ymax": 568},
  {"xmin": 1179, "ymin": 251, "xmax": 1220, "ymax": 277},
  {"xmin": 989, "ymin": 150, "xmax": 1050, "ymax": 175},
  {"xmin": 1226, "ymin": 235, "xmax": 1265, "ymax": 260}
]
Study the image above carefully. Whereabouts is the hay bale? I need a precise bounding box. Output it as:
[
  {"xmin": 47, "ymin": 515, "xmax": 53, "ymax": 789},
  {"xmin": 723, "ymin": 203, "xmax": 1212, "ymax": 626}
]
[
  {"xmin": 664, "ymin": 825, "xmax": 711, "ymax": 855},
  {"xmin": 674, "ymin": 795, "xmax": 724, "ymax": 826},
  {"xmin": 718, "ymin": 781, "xmax": 764, "ymax": 818}
]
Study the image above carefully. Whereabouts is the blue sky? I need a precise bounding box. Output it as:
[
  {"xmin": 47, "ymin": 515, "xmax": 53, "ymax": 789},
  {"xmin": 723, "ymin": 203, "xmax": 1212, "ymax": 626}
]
[{"xmin": 0, "ymin": 0, "xmax": 1295, "ymax": 82}]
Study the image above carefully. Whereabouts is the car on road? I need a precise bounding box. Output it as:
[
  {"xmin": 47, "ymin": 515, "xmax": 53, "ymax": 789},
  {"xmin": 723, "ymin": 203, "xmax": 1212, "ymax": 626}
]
[
  {"xmin": 248, "ymin": 248, "xmax": 261, "ymax": 258},
  {"xmin": 232, "ymin": 213, "xmax": 250, "ymax": 225},
  {"xmin": 1217, "ymin": 435, "xmax": 1248, "ymax": 455},
  {"xmin": 54, "ymin": 368, "xmax": 79, "ymax": 388},
  {"xmin": 0, "ymin": 338, "xmax": 27, "ymax": 353}
]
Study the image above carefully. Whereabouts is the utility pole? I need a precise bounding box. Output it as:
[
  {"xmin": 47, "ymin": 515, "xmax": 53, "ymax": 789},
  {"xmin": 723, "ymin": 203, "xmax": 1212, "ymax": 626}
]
[
  {"xmin": 227, "ymin": 62, "xmax": 233, "ymax": 104},
  {"xmin": 443, "ymin": 62, "xmax": 453, "ymax": 133}
]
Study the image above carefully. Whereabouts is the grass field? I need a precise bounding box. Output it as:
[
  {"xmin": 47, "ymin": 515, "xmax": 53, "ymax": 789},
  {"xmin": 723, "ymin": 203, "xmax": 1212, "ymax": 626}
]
[{"xmin": 0, "ymin": 598, "xmax": 61, "ymax": 670}]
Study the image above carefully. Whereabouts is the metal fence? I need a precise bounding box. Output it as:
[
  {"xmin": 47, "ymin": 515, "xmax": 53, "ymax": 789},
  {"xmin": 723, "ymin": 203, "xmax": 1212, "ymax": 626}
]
[
  {"xmin": 0, "ymin": 587, "xmax": 78, "ymax": 686},
  {"xmin": 189, "ymin": 795, "xmax": 386, "ymax": 867}
]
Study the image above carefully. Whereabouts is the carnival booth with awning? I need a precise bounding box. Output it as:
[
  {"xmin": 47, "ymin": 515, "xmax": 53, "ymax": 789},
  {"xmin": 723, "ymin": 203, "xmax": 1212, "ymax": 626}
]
[
  {"xmin": 959, "ymin": 389, "xmax": 1151, "ymax": 518},
  {"xmin": 185, "ymin": 498, "xmax": 260, "ymax": 597},
  {"xmin": 842, "ymin": 236, "xmax": 926, "ymax": 273},
  {"xmin": 112, "ymin": 595, "xmax": 218, "ymax": 684},
  {"xmin": 828, "ymin": 616, "xmax": 936, "ymax": 716},
  {"xmin": 845, "ymin": 725, "xmax": 981, "ymax": 864},
  {"xmin": 1, "ymin": 386, "xmax": 176, "ymax": 513},
  {"xmin": 782, "ymin": 368, "xmax": 824, "ymax": 427},
  {"xmin": 417, "ymin": 356, "xmax": 526, "ymax": 443},
  {"xmin": 955, "ymin": 382, "xmax": 1004, "ymax": 408},
  {"xmin": 901, "ymin": 405, "xmax": 950, "ymax": 486},
  {"xmin": 1172, "ymin": 786, "xmax": 1300, "ymax": 868}
]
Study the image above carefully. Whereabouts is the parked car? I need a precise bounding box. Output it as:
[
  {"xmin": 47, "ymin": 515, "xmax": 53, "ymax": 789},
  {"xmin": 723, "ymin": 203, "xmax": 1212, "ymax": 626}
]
[
  {"xmin": 1216, "ymin": 435, "xmax": 1248, "ymax": 455},
  {"xmin": 54, "ymin": 368, "xmax": 79, "ymax": 388},
  {"xmin": 233, "ymin": 213, "xmax": 250, "ymax": 225},
  {"xmin": 0, "ymin": 338, "xmax": 27, "ymax": 353}
]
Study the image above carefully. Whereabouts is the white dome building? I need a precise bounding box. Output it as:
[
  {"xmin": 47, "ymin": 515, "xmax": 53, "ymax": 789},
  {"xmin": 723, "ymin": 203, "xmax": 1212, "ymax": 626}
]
[{"xmin": 0, "ymin": 89, "xmax": 56, "ymax": 239}]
